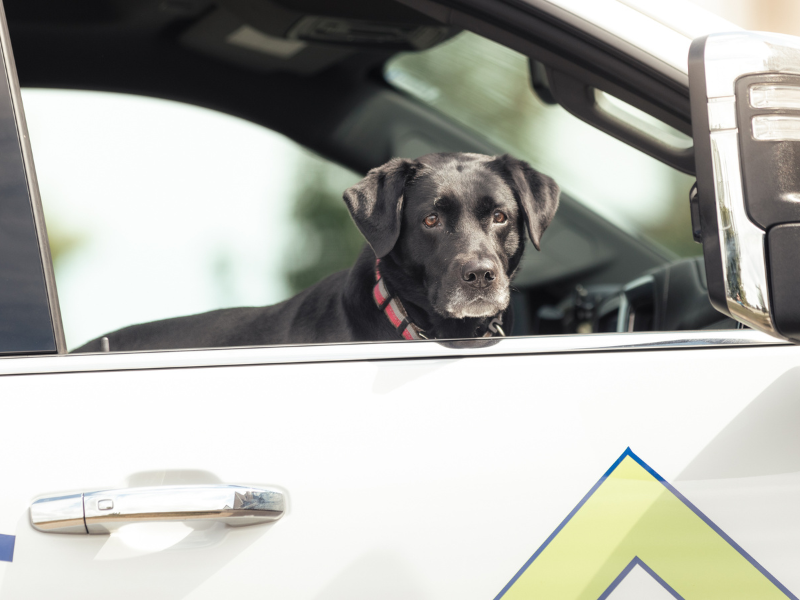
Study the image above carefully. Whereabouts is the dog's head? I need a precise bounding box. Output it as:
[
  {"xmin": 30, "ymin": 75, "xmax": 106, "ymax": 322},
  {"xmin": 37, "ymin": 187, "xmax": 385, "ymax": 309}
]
[{"xmin": 343, "ymin": 152, "xmax": 559, "ymax": 319}]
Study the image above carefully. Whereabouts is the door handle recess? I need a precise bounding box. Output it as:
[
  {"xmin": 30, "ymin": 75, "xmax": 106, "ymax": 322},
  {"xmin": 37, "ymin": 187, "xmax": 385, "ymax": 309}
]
[{"xmin": 30, "ymin": 485, "xmax": 285, "ymax": 534}]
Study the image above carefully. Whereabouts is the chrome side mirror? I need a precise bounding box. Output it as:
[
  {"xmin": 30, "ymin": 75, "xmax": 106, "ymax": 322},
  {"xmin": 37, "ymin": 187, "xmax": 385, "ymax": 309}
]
[{"xmin": 690, "ymin": 32, "xmax": 800, "ymax": 343}]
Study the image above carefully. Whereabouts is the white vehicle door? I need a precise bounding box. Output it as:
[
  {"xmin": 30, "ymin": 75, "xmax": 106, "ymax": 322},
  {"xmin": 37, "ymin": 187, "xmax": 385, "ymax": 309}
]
[
  {"xmin": 2, "ymin": 1, "xmax": 800, "ymax": 600},
  {"xmin": 4, "ymin": 334, "xmax": 800, "ymax": 600}
]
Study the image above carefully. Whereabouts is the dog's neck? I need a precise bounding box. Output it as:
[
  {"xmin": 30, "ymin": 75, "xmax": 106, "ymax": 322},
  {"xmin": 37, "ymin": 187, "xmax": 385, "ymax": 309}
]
[{"xmin": 372, "ymin": 253, "xmax": 503, "ymax": 340}]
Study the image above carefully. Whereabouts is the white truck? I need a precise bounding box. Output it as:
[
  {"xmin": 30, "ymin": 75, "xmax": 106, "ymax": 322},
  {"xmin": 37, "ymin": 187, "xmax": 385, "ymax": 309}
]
[{"xmin": 0, "ymin": 0, "xmax": 799, "ymax": 598}]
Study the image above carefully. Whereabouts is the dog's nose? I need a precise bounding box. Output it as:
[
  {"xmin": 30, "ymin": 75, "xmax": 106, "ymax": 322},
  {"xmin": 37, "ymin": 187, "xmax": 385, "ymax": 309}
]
[{"xmin": 461, "ymin": 259, "xmax": 497, "ymax": 288}]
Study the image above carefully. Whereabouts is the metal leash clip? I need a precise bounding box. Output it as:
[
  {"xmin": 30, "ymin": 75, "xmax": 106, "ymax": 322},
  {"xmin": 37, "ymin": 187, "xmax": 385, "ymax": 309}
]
[{"xmin": 483, "ymin": 317, "xmax": 506, "ymax": 337}]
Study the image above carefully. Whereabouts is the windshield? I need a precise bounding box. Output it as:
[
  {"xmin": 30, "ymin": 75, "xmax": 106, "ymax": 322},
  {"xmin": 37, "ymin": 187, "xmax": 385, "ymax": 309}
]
[{"xmin": 384, "ymin": 32, "xmax": 699, "ymax": 257}]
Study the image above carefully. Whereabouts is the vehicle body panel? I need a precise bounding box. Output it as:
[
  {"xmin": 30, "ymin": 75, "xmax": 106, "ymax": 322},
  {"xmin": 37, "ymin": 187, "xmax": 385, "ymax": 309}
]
[{"xmin": 1, "ymin": 337, "xmax": 800, "ymax": 597}]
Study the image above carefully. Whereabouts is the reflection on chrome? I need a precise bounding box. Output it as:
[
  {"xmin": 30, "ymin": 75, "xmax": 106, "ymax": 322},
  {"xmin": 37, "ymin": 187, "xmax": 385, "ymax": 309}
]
[
  {"xmin": 31, "ymin": 484, "xmax": 285, "ymax": 534},
  {"xmin": 709, "ymin": 130, "xmax": 773, "ymax": 333},
  {"xmin": 701, "ymin": 32, "xmax": 790, "ymax": 335},
  {"xmin": 29, "ymin": 493, "xmax": 86, "ymax": 534},
  {"xmin": 706, "ymin": 97, "xmax": 736, "ymax": 131}
]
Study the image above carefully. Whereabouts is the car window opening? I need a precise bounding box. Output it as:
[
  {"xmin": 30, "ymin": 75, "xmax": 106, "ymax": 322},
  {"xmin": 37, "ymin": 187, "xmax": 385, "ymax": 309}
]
[{"xmin": 22, "ymin": 30, "xmax": 737, "ymax": 354}]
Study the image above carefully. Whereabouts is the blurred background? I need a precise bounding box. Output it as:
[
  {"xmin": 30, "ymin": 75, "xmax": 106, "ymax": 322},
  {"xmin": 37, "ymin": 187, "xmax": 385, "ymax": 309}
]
[
  {"xmin": 24, "ymin": 0, "xmax": 797, "ymax": 349},
  {"xmin": 692, "ymin": 0, "xmax": 800, "ymax": 36}
]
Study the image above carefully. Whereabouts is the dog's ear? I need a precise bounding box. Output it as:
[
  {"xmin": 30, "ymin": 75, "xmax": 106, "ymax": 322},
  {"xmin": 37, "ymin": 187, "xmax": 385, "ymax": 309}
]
[
  {"xmin": 343, "ymin": 158, "xmax": 418, "ymax": 258},
  {"xmin": 493, "ymin": 155, "xmax": 560, "ymax": 251}
]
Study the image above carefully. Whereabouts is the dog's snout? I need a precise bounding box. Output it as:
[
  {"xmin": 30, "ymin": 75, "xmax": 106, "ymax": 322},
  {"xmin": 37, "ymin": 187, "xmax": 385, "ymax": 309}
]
[{"xmin": 461, "ymin": 259, "xmax": 497, "ymax": 288}]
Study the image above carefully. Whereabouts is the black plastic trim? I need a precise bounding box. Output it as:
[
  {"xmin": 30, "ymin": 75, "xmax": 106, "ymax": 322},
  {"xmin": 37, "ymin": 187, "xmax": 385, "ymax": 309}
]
[
  {"xmin": 0, "ymin": 23, "xmax": 58, "ymax": 354},
  {"xmin": 688, "ymin": 35, "xmax": 728, "ymax": 318},
  {"xmin": 736, "ymin": 73, "xmax": 800, "ymax": 230},
  {"xmin": 766, "ymin": 223, "xmax": 800, "ymax": 343}
]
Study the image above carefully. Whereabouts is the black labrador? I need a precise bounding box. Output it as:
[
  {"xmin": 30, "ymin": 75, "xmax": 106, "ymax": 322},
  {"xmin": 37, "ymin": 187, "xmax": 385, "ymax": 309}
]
[{"xmin": 74, "ymin": 153, "xmax": 559, "ymax": 352}]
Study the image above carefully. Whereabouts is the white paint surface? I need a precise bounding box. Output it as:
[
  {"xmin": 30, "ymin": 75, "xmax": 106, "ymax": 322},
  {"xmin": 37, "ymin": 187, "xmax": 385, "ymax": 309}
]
[{"xmin": 0, "ymin": 342, "xmax": 799, "ymax": 597}]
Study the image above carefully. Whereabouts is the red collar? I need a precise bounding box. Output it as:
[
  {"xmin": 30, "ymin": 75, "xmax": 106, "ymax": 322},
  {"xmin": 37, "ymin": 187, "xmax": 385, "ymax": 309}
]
[
  {"xmin": 373, "ymin": 260, "xmax": 427, "ymax": 340},
  {"xmin": 372, "ymin": 260, "xmax": 506, "ymax": 340}
]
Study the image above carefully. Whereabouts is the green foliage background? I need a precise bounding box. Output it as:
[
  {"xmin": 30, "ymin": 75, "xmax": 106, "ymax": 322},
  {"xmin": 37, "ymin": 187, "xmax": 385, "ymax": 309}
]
[{"xmin": 283, "ymin": 157, "xmax": 363, "ymax": 295}]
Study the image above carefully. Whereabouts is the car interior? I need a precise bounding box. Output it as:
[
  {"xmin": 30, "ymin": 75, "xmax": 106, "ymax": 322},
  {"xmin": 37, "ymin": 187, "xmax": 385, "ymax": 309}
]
[{"xmin": 5, "ymin": 0, "xmax": 739, "ymax": 350}]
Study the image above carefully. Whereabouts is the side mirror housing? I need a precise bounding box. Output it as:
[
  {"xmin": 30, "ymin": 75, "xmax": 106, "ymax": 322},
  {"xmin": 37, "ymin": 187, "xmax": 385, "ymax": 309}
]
[{"xmin": 690, "ymin": 32, "xmax": 800, "ymax": 343}]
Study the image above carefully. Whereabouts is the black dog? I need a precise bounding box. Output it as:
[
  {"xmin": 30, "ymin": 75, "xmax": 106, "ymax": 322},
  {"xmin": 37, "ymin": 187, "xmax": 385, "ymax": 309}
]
[{"xmin": 74, "ymin": 153, "xmax": 559, "ymax": 352}]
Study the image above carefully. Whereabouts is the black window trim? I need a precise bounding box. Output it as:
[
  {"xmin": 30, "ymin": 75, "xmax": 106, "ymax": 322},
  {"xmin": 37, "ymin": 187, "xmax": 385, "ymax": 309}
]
[{"xmin": 0, "ymin": 0, "xmax": 66, "ymax": 356}]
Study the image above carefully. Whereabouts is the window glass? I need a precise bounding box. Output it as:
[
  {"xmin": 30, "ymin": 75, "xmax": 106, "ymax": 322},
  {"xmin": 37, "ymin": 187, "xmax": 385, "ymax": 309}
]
[
  {"xmin": 23, "ymin": 89, "xmax": 362, "ymax": 350},
  {"xmin": 384, "ymin": 32, "xmax": 699, "ymax": 258}
]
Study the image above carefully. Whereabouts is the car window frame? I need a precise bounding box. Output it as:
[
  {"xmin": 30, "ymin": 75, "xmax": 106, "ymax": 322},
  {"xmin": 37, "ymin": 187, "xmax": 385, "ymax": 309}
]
[
  {"xmin": 0, "ymin": 0, "xmax": 64, "ymax": 357},
  {"xmin": 0, "ymin": 0, "xmax": 786, "ymax": 361},
  {"xmin": 0, "ymin": 329, "xmax": 787, "ymax": 375}
]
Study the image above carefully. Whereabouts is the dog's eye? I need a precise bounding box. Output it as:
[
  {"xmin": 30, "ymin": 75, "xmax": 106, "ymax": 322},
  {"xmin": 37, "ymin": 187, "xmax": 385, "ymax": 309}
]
[
  {"xmin": 493, "ymin": 210, "xmax": 508, "ymax": 224},
  {"xmin": 424, "ymin": 214, "xmax": 439, "ymax": 228}
]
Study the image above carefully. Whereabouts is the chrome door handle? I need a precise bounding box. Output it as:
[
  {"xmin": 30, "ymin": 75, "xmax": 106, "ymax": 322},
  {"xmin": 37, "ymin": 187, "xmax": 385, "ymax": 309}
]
[{"xmin": 30, "ymin": 485, "xmax": 285, "ymax": 534}]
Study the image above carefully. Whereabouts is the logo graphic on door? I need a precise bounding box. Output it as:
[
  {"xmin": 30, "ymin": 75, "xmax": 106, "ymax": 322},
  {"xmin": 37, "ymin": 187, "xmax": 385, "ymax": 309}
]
[
  {"xmin": 495, "ymin": 448, "xmax": 796, "ymax": 600},
  {"xmin": 0, "ymin": 534, "xmax": 12, "ymax": 563}
]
